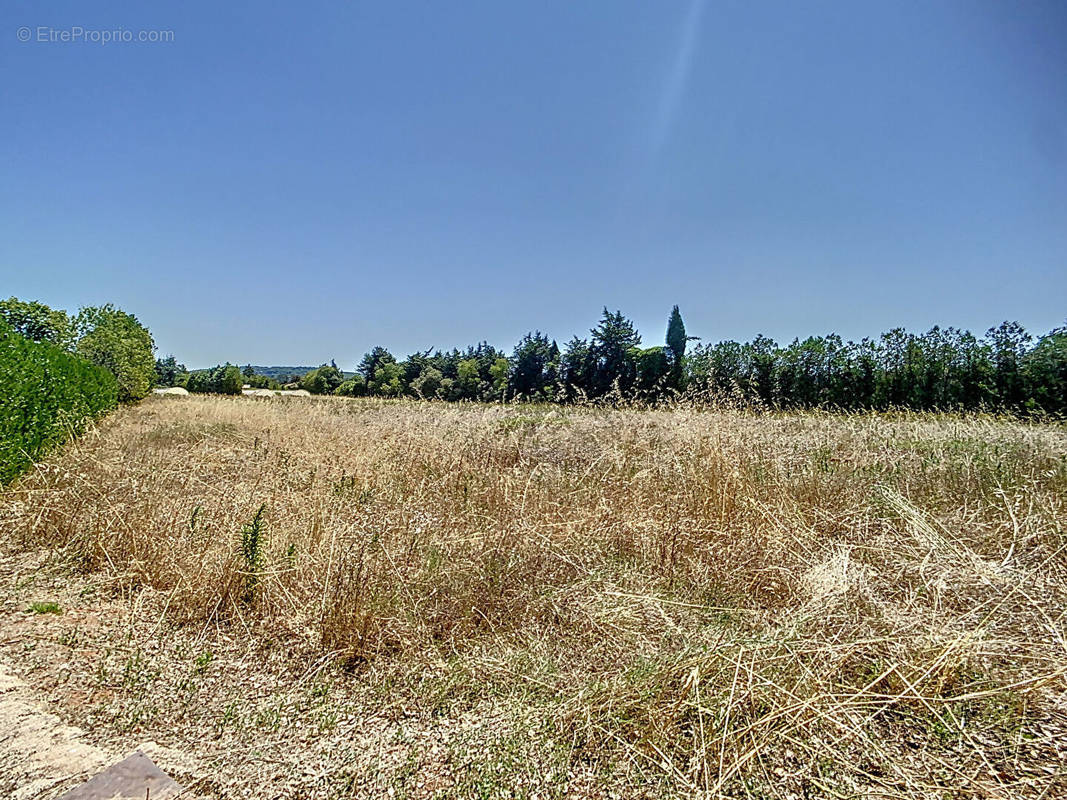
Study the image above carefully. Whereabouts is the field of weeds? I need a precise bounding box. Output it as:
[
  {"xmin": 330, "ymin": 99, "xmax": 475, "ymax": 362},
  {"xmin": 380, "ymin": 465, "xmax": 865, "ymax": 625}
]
[{"xmin": 2, "ymin": 394, "xmax": 1066, "ymax": 798}]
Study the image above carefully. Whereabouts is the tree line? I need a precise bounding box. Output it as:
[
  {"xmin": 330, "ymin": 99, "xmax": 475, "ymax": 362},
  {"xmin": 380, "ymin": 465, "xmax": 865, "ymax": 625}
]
[
  {"xmin": 162, "ymin": 306, "xmax": 1067, "ymax": 416},
  {"xmin": 686, "ymin": 321, "xmax": 1065, "ymax": 415},
  {"xmin": 6, "ymin": 293, "xmax": 1061, "ymax": 484}
]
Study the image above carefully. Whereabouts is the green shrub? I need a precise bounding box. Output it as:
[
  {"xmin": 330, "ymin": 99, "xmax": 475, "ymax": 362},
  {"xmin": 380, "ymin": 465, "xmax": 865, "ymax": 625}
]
[
  {"xmin": 186, "ymin": 363, "xmax": 244, "ymax": 395},
  {"xmin": 75, "ymin": 305, "xmax": 156, "ymax": 402},
  {"xmin": 0, "ymin": 296, "xmax": 74, "ymax": 348},
  {"xmin": 301, "ymin": 364, "xmax": 344, "ymax": 395},
  {"xmin": 0, "ymin": 318, "xmax": 118, "ymax": 484},
  {"xmin": 334, "ymin": 376, "xmax": 367, "ymax": 397},
  {"xmin": 240, "ymin": 504, "xmax": 268, "ymax": 602},
  {"xmin": 27, "ymin": 601, "xmax": 62, "ymax": 615}
]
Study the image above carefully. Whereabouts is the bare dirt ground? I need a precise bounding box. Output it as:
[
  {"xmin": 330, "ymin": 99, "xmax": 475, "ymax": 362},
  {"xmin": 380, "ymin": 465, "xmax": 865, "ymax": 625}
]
[
  {"xmin": 0, "ymin": 659, "xmax": 109, "ymax": 799},
  {"xmin": 0, "ymin": 549, "xmax": 568, "ymax": 800},
  {"xmin": 0, "ymin": 551, "xmax": 208, "ymax": 798}
]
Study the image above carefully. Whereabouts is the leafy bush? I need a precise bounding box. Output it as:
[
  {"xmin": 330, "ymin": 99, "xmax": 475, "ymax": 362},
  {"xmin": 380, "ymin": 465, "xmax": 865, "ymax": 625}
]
[
  {"xmin": 301, "ymin": 364, "xmax": 344, "ymax": 395},
  {"xmin": 334, "ymin": 376, "xmax": 367, "ymax": 397},
  {"xmin": 409, "ymin": 366, "xmax": 443, "ymax": 399},
  {"xmin": 186, "ymin": 363, "xmax": 244, "ymax": 395},
  {"xmin": 75, "ymin": 305, "xmax": 156, "ymax": 402},
  {"xmin": 241, "ymin": 365, "xmax": 280, "ymax": 390},
  {"xmin": 239, "ymin": 504, "xmax": 267, "ymax": 603},
  {"xmin": 0, "ymin": 318, "xmax": 118, "ymax": 484},
  {"xmin": 0, "ymin": 296, "xmax": 74, "ymax": 348},
  {"xmin": 155, "ymin": 355, "xmax": 189, "ymax": 388}
]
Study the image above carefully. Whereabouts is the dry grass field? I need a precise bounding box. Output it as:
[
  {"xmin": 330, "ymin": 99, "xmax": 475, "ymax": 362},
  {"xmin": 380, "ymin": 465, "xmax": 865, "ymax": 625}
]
[{"xmin": 2, "ymin": 394, "xmax": 1066, "ymax": 798}]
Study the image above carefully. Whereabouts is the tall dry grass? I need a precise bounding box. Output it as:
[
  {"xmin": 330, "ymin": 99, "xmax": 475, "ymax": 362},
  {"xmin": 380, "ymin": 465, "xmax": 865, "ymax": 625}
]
[{"xmin": 3, "ymin": 395, "xmax": 1066, "ymax": 796}]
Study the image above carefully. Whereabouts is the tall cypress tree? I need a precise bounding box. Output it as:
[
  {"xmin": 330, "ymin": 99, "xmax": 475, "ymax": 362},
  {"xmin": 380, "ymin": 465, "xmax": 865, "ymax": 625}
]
[{"xmin": 666, "ymin": 305, "xmax": 687, "ymax": 390}]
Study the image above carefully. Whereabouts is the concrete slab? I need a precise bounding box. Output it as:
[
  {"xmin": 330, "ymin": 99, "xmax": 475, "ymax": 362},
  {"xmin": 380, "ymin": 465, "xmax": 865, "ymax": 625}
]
[{"xmin": 54, "ymin": 751, "xmax": 184, "ymax": 800}]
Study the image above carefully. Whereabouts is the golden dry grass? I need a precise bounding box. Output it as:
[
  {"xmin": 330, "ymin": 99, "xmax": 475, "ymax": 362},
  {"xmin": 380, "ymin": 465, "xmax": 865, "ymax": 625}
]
[{"xmin": 3, "ymin": 394, "xmax": 1067, "ymax": 798}]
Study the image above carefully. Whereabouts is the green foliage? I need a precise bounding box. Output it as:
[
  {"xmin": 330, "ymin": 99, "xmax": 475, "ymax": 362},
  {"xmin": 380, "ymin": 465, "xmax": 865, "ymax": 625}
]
[
  {"xmin": 1025, "ymin": 326, "xmax": 1067, "ymax": 416},
  {"xmin": 358, "ymin": 347, "xmax": 396, "ymax": 382},
  {"xmin": 235, "ymin": 365, "xmax": 281, "ymax": 389},
  {"xmin": 0, "ymin": 297, "xmax": 74, "ymax": 348},
  {"xmin": 244, "ymin": 372, "xmax": 280, "ymax": 389},
  {"xmin": 987, "ymin": 321, "xmax": 1031, "ymax": 411},
  {"xmin": 218, "ymin": 364, "xmax": 244, "ymax": 395},
  {"xmin": 665, "ymin": 305, "xmax": 687, "ymax": 390},
  {"xmin": 193, "ymin": 650, "xmax": 214, "ymax": 673},
  {"xmin": 560, "ymin": 336, "xmax": 594, "ymax": 400},
  {"xmin": 685, "ymin": 320, "xmax": 1067, "ymax": 415},
  {"xmin": 489, "ymin": 357, "xmax": 510, "ymax": 399},
  {"xmin": 371, "ymin": 361, "xmax": 404, "ymax": 396},
  {"xmin": 185, "ymin": 372, "xmax": 206, "ymax": 393},
  {"xmin": 302, "ymin": 370, "xmax": 328, "ymax": 395},
  {"xmin": 158, "ymin": 307, "xmax": 1067, "ymax": 415},
  {"xmin": 455, "ymin": 358, "xmax": 481, "ymax": 398},
  {"xmin": 589, "ymin": 308, "xmax": 641, "ymax": 396},
  {"xmin": 0, "ymin": 318, "xmax": 118, "ymax": 484},
  {"xmin": 229, "ymin": 366, "xmax": 323, "ymax": 383},
  {"xmin": 510, "ymin": 332, "xmax": 559, "ymax": 401},
  {"xmin": 186, "ymin": 363, "xmax": 244, "ymax": 395},
  {"xmin": 410, "ymin": 366, "xmax": 444, "ymax": 399},
  {"xmin": 355, "ymin": 342, "xmax": 510, "ymax": 401},
  {"xmin": 301, "ymin": 363, "xmax": 344, "ymax": 395},
  {"xmin": 75, "ymin": 305, "xmax": 156, "ymax": 402},
  {"xmin": 155, "ymin": 355, "xmax": 188, "ymax": 387},
  {"xmin": 634, "ymin": 346, "xmax": 671, "ymax": 396},
  {"xmin": 27, "ymin": 601, "xmax": 62, "ymax": 615},
  {"xmin": 335, "ymin": 376, "xmax": 367, "ymax": 397},
  {"xmin": 240, "ymin": 504, "xmax": 268, "ymax": 603}
]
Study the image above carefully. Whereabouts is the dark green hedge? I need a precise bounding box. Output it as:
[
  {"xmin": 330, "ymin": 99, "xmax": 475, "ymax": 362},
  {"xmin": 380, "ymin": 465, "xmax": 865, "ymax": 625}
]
[{"xmin": 0, "ymin": 319, "xmax": 118, "ymax": 484}]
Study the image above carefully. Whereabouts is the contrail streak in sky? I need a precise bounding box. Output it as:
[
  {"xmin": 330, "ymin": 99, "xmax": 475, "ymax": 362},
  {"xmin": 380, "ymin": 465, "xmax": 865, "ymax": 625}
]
[{"xmin": 651, "ymin": 0, "xmax": 706, "ymax": 158}]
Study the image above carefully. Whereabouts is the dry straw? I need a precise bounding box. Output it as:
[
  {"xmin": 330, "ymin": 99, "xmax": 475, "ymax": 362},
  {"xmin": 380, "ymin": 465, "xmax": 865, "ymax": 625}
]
[{"xmin": 3, "ymin": 395, "xmax": 1065, "ymax": 796}]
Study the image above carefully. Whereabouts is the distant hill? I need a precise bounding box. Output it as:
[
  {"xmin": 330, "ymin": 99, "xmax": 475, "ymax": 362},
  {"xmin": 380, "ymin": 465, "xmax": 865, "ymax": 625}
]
[
  {"xmin": 247, "ymin": 366, "xmax": 356, "ymax": 380},
  {"xmin": 186, "ymin": 366, "xmax": 355, "ymax": 381},
  {"xmin": 246, "ymin": 366, "xmax": 314, "ymax": 380}
]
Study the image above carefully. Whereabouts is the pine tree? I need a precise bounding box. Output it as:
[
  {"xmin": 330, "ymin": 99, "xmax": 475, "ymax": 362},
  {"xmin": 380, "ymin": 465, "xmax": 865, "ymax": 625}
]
[{"xmin": 590, "ymin": 309, "xmax": 641, "ymax": 397}]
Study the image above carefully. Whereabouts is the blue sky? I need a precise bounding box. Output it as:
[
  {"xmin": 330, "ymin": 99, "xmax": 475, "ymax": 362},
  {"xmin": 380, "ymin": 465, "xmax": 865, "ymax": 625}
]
[{"xmin": 2, "ymin": 1, "xmax": 1065, "ymax": 368}]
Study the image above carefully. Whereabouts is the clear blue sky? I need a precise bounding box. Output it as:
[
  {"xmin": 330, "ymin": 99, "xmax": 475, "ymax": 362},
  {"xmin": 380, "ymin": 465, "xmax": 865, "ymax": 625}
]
[{"xmin": 3, "ymin": 1, "xmax": 1065, "ymax": 368}]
